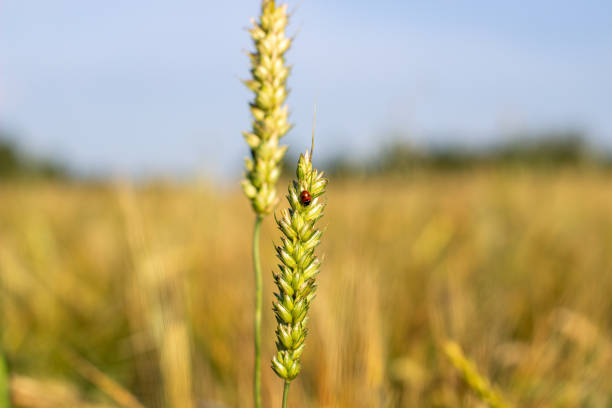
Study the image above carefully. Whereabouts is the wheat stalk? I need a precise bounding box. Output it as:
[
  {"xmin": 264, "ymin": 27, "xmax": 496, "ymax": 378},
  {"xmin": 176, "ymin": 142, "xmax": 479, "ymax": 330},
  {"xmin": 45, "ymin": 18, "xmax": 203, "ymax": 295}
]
[
  {"xmin": 443, "ymin": 341, "xmax": 513, "ymax": 408},
  {"xmin": 0, "ymin": 258, "xmax": 9, "ymax": 408},
  {"xmin": 271, "ymin": 149, "xmax": 327, "ymax": 407},
  {"xmin": 241, "ymin": 2, "xmax": 292, "ymax": 407},
  {"xmin": 0, "ymin": 351, "xmax": 8, "ymax": 408}
]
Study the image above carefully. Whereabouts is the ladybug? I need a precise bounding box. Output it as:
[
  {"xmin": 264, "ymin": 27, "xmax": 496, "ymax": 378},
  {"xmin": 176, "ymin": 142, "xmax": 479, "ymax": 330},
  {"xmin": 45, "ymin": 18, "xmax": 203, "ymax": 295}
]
[{"xmin": 299, "ymin": 190, "xmax": 312, "ymax": 206}]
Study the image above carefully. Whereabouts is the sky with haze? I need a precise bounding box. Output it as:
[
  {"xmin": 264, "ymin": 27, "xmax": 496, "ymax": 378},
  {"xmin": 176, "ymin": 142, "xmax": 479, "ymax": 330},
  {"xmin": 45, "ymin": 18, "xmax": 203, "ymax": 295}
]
[{"xmin": 1, "ymin": 0, "xmax": 611, "ymax": 178}]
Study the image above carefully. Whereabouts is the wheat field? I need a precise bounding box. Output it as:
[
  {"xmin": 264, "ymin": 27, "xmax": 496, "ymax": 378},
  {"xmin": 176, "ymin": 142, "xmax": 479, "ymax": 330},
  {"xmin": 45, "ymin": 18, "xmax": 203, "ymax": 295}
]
[{"xmin": 1, "ymin": 169, "xmax": 611, "ymax": 407}]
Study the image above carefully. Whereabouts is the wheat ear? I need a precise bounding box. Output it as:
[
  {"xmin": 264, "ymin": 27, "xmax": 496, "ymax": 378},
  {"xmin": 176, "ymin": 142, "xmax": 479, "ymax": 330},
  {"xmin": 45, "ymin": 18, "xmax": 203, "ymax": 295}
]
[
  {"xmin": 241, "ymin": 2, "xmax": 292, "ymax": 408},
  {"xmin": 272, "ymin": 149, "xmax": 327, "ymax": 406},
  {"xmin": 443, "ymin": 341, "xmax": 513, "ymax": 408},
  {"xmin": 241, "ymin": 0, "xmax": 292, "ymax": 215}
]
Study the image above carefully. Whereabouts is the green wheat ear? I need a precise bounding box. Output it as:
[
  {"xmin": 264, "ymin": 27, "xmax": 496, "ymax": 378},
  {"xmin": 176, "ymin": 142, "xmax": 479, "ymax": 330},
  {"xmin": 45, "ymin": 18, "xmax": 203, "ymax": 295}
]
[
  {"xmin": 241, "ymin": 0, "xmax": 292, "ymax": 215},
  {"xmin": 272, "ymin": 149, "xmax": 327, "ymax": 386}
]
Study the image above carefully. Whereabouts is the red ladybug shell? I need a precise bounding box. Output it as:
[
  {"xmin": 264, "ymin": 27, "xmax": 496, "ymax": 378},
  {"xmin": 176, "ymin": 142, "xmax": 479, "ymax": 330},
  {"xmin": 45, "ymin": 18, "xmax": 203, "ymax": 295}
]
[{"xmin": 299, "ymin": 190, "xmax": 312, "ymax": 206}]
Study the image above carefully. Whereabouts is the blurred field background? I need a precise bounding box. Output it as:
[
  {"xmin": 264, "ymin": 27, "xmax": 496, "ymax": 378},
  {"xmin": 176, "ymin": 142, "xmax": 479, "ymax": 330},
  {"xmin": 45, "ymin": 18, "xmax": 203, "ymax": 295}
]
[
  {"xmin": 2, "ymin": 1, "xmax": 612, "ymax": 407},
  {"xmin": 1, "ymin": 139, "xmax": 612, "ymax": 407}
]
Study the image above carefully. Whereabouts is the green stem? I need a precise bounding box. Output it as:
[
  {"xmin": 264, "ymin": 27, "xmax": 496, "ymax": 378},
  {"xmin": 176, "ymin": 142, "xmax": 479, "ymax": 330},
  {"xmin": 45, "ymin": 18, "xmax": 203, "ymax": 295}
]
[
  {"xmin": 253, "ymin": 215, "xmax": 263, "ymax": 408},
  {"xmin": 281, "ymin": 381, "xmax": 290, "ymax": 408},
  {"xmin": 0, "ymin": 350, "xmax": 9, "ymax": 408},
  {"xmin": 0, "ymin": 279, "xmax": 9, "ymax": 408}
]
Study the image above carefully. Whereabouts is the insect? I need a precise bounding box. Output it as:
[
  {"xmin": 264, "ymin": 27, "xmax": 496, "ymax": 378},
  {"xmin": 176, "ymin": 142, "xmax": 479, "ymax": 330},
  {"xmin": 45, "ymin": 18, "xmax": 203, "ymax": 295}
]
[{"xmin": 299, "ymin": 190, "xmax": 312, "ymax": 206}]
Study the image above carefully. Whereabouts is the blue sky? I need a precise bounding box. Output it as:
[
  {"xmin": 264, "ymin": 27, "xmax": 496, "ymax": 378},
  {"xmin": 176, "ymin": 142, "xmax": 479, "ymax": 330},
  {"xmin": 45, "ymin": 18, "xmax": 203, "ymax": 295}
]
[{"xmin": 1, "ymin": 0, "xmax": 611, "ymax": 178}]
